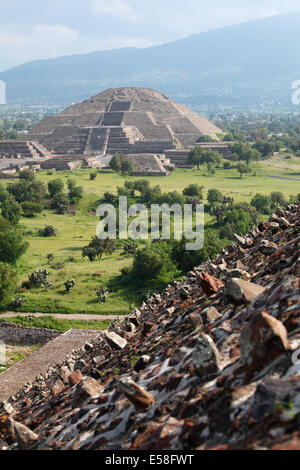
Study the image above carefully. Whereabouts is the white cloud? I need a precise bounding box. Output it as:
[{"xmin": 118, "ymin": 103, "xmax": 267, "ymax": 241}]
[
  {"xmin": 92, "ymin": 0, "xmax": 142, "ymax": 22},
  {"xmin": 0, "ymin": 23, "xmax": 155, "ymax": 71}
]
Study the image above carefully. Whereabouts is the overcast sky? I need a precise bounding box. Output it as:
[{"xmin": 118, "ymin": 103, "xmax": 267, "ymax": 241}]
[{"xmin": 1, "ymin": 0, "xmax": 300, "ymax": 71}]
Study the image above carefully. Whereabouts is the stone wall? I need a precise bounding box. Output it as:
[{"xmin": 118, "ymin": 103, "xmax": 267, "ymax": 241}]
[{"xmin": 0, "ymin": 322, "xmax": 62, "ymax": 346}]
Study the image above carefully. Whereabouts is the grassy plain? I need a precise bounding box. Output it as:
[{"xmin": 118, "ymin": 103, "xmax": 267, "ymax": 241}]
[{"xmin": 1, "ymin": 161, "xmax": 299, "ymax": 317}]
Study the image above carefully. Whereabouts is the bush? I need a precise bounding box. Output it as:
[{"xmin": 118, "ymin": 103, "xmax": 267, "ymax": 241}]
[
  {"xmin": 223, "ymin": 161, "xmax": 231, "ymax": 170},
  {"xmin": 10, "ymin": 295, "xmax": 27, "ymax": 310},
  {"xmin": 21, "ymin": 201, "xmax": 43, "ymax": 217},
  {"xmin": 90, "ymin": 173, "xmax": 97, "ymax": 181},
  {"xmin": 82, "ymin": 237, "xmax": 117, "ymax": 262},
  {"xmin": 39, "ymin": 225, "xmax": 57, "ymax": 237},
  {"xmin": 121, "ymin": 266, "xmax": 132, "ymax": 276},
  {"xmin": 64, "ymin": 279, "xmax": 75, "ymax": 293},
  {"xmin": 25, "ymin": 269, "xmax": 51, "ymax": 289},
  {"xmin": 122, "ymin": 239, "xmax": 139, "ymax": 256}
]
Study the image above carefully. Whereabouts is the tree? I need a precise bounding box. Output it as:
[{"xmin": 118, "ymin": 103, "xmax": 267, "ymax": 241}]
[
  {"xmin": 270, "ymin": 192, "xmax": 287, "ymax": 208},
  {"xmin": 0, "ymin": 231, "xmax": 28, "ymax": 264},
  {"xmin": 237, "ymin": 162, "xmax": 250, "ymax": 178},
  {"xmin": 253, "ymin": 140, "xmax": 275, "ymax": 158},
  {"xmin": 67, "ymin": 178, "xmax": 76, "ymax": 191},
  {"xmin": 7, "ymin": 179, "xmax": 47, "ymax": 204},
  {"xmin": 187, "ymin": 146, "xmax": 203, "ymax": 170},
  {"xmin": 53, "ymin": 192, "xmax": 69, "ymax": 214},
  {"xmin": 251, "ymin": 193, "xmax": 272, "ymax": 214},
  {"xmin": 201, "ymin": 149, "xmax": 222, "ymax": 173},
  {"xmin": 69, "ymin": 185, "xmax": 83, "ymax": 204},
  {"xmin": 48, "ymin": 178, "xmax": 64, "ymax": 198},
  {"xmin": 196, "ymin": 135, "xmax": 215, "ymax": 142},
  {"xmin": 207, "ymin": 189, "xmax": 223, "ymax": 208},
  {"xmin": 1, "ymin": 197, "xmax": 21, "ymax": 225},
  {"xmin": 0, "ymin": 184, "xmax": 9, "ymax": 203},
  {"xmin": 0, "ymin": 263, "xmax": 16, "ymax": 306},
  {"xmin": 132, "ymin": 243, "xmax": 175, "ymax": 280},
  {"xmin": 109, "ymin": 154, "xmax": 122, "ymax": 173},
  {"xmin": 18, "ymin": 169, "xmax": 35, "ymax": 181},
  {"xmin": 183, "ymin": 184, "xmax": 204, "ymax": 199},
  {"xmin": 82, "ymin": 237, "xmax": 117, "ymax": 262},
  {"xmin": 171, "ymin": 230, "xmax": 224, "ymax": 273},
  {"xmin": 220, "ymin": 208, "xmax": 252, "ymax": 239}
]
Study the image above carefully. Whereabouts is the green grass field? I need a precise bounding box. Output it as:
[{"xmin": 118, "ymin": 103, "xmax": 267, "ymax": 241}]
[{"xmin": 1, "ymin": 163, "xmax": 299, "ymax": 317}]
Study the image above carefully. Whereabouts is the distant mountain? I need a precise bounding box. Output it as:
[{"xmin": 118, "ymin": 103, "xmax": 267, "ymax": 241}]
[{"xmin": 2, "ymin": 13, "xmax": 300, "ymax": 109}]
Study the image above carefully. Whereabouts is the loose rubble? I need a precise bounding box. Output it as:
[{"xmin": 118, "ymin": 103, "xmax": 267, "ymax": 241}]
[{"xmin": 0, "ymin": 202, "xmax": 299, "ymax": 450}]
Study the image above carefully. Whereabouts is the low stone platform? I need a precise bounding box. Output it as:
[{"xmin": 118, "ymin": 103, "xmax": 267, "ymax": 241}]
[{"xmin": 0, "ymin": 329, "xmax": 99, "ymax": 401}]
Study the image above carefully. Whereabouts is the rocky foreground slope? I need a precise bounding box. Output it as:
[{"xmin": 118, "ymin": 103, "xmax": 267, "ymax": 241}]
[{"xmin": 0, "ymin": 203, "xmax": 299, "ymax": 450}]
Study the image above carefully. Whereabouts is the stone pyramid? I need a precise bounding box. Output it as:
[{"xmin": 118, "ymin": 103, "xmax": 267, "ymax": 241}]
[{"xmin": 25, "ymin": 87, "xmax": 221, "ymax": 156}]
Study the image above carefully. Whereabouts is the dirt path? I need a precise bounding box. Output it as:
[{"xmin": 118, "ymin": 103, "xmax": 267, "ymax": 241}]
[
  {"xmin": 1, "ymin": 312, "xmax": 127, "ymax": 321},
  {"xmin": 265, "ymin": 175, "xmax": 300, "ymax": 182}
]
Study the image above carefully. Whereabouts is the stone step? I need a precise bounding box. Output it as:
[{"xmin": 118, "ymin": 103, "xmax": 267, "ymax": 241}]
[{"xmin": 0, "ymin": 329, "xmax": 99, "ymax": 401}]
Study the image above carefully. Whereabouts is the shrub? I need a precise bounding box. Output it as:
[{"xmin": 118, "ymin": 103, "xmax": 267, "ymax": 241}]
[
  {"xmin": 90, "ymin": 172, "xmax": 97, "ymax": 181},
  {"xmin": 122, "ymin": 239, "xmax": 139, "ymax": 256},
  {"xmin": 121, "ymin": 266, "xmax": 132, "ymax": 276},
  {"xmin": 64, "ymin": 279, "xmax": 75, "ymax": 293},
  {"xmin": 46, "ymin": 253, "xmax": 54, "ymax": 265},
  {"xmin": 96, "ymin": 286, "xmax": 108, "ymax": 303},
  {"xmin": 21, "ymin": 201, "xmax": 43, "ymax": 217},
  {"xmin": 10, "ymin": 295, "xmax": 27, "ymax": 310},
  {"xmin": 82, "ymin": 237, "xmax": 117, "ymax": 262},
  {"xmin": 39, "ymin": 225, "xmax": 58, "ymax": 237},
  {"xmin": 25, "ymin": 269, "xmax": 51, "ymax": 289}
]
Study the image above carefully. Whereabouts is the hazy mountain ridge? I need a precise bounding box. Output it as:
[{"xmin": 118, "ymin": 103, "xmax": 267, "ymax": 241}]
[{"xmin": 1, "ymin": 13, "xmax": 300, "ymax": 109}]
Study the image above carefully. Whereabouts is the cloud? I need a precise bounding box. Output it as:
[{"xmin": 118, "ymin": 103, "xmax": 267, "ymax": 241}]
[
  {"xmin": 0, "ymin": 23, "xmax": 155, "ymax": 71},
  {"xmin": 92, "ymin": 0, "xmax": 142, "ymax": 22}
]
